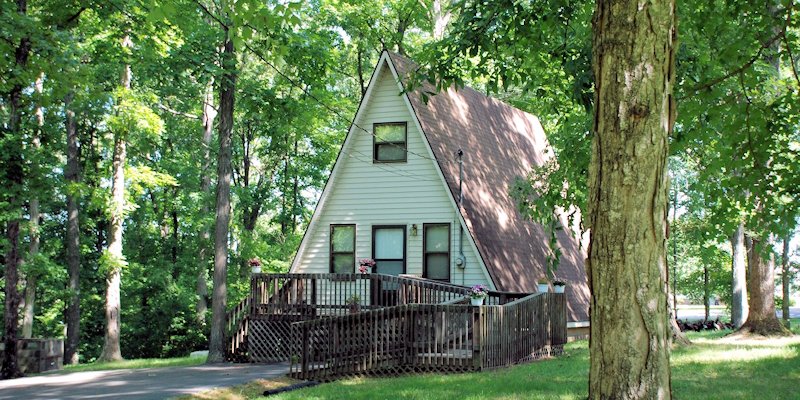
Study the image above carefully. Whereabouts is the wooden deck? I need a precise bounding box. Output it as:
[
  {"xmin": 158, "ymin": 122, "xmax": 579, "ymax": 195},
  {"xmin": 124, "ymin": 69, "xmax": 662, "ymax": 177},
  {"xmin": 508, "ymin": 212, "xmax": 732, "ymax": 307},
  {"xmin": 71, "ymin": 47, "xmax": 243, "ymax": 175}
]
[{"xmin": 225, "ymin": 273, "xmax": 566, "ymax": 381}]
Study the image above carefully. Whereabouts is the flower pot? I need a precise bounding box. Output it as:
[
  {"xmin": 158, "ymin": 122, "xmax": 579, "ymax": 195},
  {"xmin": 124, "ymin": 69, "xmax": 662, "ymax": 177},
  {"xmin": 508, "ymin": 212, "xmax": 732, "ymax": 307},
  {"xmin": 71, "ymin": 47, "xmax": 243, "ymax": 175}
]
[
  {"xmin": 553, "ymin": 284, "xmax": 565, "ymax": 294},
  {"xmin": 470, "ymin": 297, "xmax": 485, "ymax": 306},
  {"xmin": 537, "ymin": 283, "xmax": 549, "ymax": 293},
  {"xmin": 251, "ymin": 266, "xmax": 262, "ymax": 274}
]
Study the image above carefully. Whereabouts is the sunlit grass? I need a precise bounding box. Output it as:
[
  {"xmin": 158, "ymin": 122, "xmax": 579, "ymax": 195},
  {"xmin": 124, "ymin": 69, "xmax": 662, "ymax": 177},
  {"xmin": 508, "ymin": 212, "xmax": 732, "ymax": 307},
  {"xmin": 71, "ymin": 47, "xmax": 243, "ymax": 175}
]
[
  {"xmin": 55, "ymin": 354, "xmax": 207, "ymax": 374},
  {"xmin": 255, "ymin": 329, "xmax": 798, "ymax": 400},
  {"xmin": 180, "ymin": 320, "xmax": 800, "ymax": 400}
]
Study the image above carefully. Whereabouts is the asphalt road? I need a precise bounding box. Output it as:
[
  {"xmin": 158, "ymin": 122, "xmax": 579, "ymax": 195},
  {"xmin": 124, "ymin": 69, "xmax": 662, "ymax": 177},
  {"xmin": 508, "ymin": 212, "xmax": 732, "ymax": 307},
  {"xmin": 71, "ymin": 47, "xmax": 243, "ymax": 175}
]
[{"xmin": 0, "ymin": 362, "xmax": 289, "ymax": 400}]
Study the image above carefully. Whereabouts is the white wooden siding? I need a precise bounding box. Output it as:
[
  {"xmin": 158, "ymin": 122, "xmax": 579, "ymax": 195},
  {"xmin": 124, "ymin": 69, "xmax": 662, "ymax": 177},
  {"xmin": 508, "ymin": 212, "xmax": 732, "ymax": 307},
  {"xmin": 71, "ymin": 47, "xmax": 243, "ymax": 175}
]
[{"xmin": 294, "ymin": 63, "xmax": 491, "ymax": 288}]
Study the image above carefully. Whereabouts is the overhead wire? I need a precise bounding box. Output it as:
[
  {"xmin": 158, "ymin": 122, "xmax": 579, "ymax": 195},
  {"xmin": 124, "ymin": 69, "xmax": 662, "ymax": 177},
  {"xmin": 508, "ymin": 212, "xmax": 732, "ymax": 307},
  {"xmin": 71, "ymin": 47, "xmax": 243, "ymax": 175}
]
[
  {"xmin": 287, "ymin": 122, "xmax": 442, "ymax": 183},
  {"xmin": 243, "ymin": 43, "xmax": 457, "ymax": 165}
]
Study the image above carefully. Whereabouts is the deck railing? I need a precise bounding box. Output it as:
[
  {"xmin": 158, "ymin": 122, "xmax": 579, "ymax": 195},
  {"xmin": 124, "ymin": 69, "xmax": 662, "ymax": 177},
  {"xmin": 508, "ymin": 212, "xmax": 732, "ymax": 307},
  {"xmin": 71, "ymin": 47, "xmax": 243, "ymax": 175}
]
[
  {"xmin": 289, "ymin": 292, "xmax": 567, "ymax": 380},
  {"xmin": 249, "ymin": 273, "xmax": 494, "ymax": 317},
  {"xmin": 224, "ymin": 296, "xmax": 251, "ymax": 361},
  {"xmin": 479, "ymin": 292, "xmax": 567, "ymax": 368},
  {"xmin": 226, "ymin": 273, "xmax": 566, "ymax": 375},
  {"xmin": 290, "ymin": 302, "xmax": 478, "ymax": 380}
]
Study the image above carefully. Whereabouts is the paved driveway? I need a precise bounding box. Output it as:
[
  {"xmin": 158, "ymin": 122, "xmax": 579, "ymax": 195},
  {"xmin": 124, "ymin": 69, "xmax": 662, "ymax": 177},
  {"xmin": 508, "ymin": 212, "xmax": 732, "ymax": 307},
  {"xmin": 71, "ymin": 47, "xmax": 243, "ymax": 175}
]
[{"xmin": 0, "ymin": 362, "xmax": 289, "ymax": 400}]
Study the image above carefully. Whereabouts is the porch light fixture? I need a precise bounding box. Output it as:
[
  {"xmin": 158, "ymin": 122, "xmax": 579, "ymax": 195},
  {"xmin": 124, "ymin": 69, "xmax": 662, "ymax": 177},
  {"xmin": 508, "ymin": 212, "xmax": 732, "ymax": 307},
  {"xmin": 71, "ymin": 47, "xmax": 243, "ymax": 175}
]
[{"xmin": 411, "ymin": 224, "xmax": 418, "ymax": 236}]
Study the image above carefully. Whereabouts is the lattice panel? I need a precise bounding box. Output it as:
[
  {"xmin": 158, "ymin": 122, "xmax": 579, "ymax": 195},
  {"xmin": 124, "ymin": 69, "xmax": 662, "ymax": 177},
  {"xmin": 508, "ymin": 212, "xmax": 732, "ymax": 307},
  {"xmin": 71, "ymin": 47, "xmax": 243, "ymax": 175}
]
[{"xmin": 248, "ymin": 318, "xmax": 297, "ymax": 363}]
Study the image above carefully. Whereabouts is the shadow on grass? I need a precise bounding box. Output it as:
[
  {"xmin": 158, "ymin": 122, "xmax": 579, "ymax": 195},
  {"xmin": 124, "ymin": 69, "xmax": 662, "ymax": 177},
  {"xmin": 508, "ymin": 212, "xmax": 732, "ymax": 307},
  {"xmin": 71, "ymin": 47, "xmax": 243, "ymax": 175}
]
[
  {"xmin": 270, "ymin": 343, "xmax": 590, "ymax": 400},
  {"xmin": 672, "ymin": 335, "xmax": 800, "ymax": 400},
  {"xmin": 267, "ymin": 334, "xmax": 799, "ymax": 400}
]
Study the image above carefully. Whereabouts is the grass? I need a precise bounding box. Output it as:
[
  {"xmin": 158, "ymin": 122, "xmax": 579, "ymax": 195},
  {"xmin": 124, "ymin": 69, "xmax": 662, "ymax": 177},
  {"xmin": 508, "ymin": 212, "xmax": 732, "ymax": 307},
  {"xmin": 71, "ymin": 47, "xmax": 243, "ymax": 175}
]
[
  {"xmin": 52, "ymin": 354, "xmax": 207, "ymax": 374},
  {"xmin": 184, "ymin": 318, "xmax": 800, "ymax": 400}
]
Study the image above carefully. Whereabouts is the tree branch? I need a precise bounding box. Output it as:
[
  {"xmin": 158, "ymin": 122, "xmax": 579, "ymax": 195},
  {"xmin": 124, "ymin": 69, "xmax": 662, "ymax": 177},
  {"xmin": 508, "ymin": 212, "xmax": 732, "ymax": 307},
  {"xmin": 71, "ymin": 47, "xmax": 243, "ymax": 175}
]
[
  {"xmin": 157, "ymin": 103, "xmax": 199, "ymax": 120},
  {"xmin": 194, "ymin": 0, "xmax": 227, "ymax": 30},
  {"xmin": 784, "ymin": 32, "xmax": 800, "ymax": 91},
  {"xmin": 681, "ymin": 32, "xmax": 783, "ymax": 98}
]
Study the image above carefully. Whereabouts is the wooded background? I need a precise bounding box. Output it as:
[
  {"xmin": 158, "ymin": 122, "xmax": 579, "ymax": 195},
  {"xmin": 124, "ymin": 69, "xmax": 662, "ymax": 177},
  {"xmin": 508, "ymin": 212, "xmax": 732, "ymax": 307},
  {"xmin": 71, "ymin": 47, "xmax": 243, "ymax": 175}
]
[{"xmin": 1, "ymin": 0, "xmax": 798, "ymax": 378}]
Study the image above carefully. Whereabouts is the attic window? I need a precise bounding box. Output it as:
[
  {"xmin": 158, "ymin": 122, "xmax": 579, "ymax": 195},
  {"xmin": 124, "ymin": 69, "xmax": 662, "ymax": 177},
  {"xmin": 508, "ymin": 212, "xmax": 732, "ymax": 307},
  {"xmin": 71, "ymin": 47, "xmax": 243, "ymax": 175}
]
[{"xmin": 373, "ymin": 122, "xmax": 407, "ymax": 162}]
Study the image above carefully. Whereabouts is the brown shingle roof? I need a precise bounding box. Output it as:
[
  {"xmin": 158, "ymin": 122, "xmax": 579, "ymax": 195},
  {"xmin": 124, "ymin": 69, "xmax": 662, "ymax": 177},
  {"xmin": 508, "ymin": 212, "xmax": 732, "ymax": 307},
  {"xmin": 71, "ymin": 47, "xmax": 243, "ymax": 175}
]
[{"xmin": 387, "ymin": 51, "xmax": 589, "ymax": 322}]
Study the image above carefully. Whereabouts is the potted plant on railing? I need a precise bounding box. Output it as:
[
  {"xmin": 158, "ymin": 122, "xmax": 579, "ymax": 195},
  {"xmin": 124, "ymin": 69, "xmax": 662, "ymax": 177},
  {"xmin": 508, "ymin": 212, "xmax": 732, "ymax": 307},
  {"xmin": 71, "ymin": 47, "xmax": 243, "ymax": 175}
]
[
  {"xmin": 347, "ymin": 294, "xmax": 361, "ymax": 313},
  {"xmin": 537, "ymin": 279, "xmax": 550, "ymax": 293},
  {"xmin": 358, "ymin": 258, "xmax": 376, "ymax": 274},
  {"xmin": 470, "ymin": 284, "xmax": 488, "ymax": 306},
  {"xmin": 249, "ymin": 258, "xmax": 262, "ymax": 274},
  {"xmin": 552, "ymin": 280, "xmax": 566, "ymax": 293}
]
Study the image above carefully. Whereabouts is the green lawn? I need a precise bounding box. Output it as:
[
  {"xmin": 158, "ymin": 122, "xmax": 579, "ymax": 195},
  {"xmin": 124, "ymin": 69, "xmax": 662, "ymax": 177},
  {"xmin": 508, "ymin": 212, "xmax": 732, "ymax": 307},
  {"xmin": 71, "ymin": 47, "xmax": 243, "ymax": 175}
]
[
  {"xmin": 53, "ymin": 354, "xmax": 207, "ymax": 374},
  {"xmin": 259, "ymin": 321, "xmax": 800, "ymax": 400}
]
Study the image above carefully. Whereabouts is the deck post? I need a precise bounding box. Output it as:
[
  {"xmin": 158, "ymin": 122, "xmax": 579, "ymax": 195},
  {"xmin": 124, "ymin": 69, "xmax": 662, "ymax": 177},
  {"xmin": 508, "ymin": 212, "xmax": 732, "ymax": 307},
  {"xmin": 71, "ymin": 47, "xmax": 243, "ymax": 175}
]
[{"xmin": 471, "ymin": 306, "xmax": 482, "ymax": 370}]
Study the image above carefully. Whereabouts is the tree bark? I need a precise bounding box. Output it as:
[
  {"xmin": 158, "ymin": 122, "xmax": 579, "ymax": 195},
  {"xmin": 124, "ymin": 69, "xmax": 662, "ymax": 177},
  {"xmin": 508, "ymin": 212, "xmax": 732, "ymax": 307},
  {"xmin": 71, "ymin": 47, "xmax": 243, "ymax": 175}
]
[
  {"xmin": 431, "ymin": 0, "xmax": 451, "ymax": 41},
  {"xmin": 588, "ymin": 0, "xmax": 675, "ymax": 398},
  {"xmin": 2, "ymin": 0, "xmax": 31, "ymax": 380},
  {"xmin": 356, "ymin": 46, "xmax": 366, "ymax": 96},
  {"xmin": 207, "ymin": 33, "xmax": 236, "ymax": 363},
  {"xmin": 782, "ymin": 234, "xmax": 790, "ymax": 325},
  {"xmin": 739, "ymin": 234, "xmax": 789, "ymax": 335},
  {"xmin": 730, "ymin": 223, "xmax": 748, "ymax": 329},
  {"xmin": 21, "ymin": 72, "xmax": 44, "ymax": 339},
  {"xmin": 668, "ymin": 184, "xmax": 689, "ymax": 345},
  {"xmin": 703, "ymin": 265, "xmax": 710, "ymax": 322},
  {"xmin": 197, "ymin": 79, "xmax": 215, "ymax": 325},
  {"xmin": 64, "ymin": 91, "xmax": 81, "ymax": 364},
  {"xmin": 99, "ymin": 33, "xmax": 133, "ymax": 362}
]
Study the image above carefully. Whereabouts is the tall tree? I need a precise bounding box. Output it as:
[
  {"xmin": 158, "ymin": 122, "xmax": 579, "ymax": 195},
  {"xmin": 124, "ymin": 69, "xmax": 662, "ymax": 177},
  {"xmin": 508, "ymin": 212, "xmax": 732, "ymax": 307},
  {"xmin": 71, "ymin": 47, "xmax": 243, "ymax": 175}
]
[
  {"xmin": 730, "ymin": 223, "xmax": 748, "ymax": 328},
  {"xmin": 21, "ymin": 72, "xmax": 44, "ymax": 339},
  {"xmin": 64, "ymin": 90, "xmax": 81, "ymax": 364},
  {"xmin": 208, "ymin": 22, "xmax": 236, "ymax": 364},
  {"xmin": 98, "ymin": 32, "xmax": 133, "ymax": 362},
  {"xmin": 781, "ymin": 234, "xmax": 791, "ymax": 325},
  {"xmin": 740, "ymin": 233, "xmax": 787, "ymax": 335},
  {"xmin": 588, "ymin": 1, "xmax": 675, "ymax": 399},
  {"xmin": 197, "ymin": 79, "xmax": 215, "ymax": 325},
  {"xmin": 2, "ymin": 0, "xmax": 31, "ymax": 380}
]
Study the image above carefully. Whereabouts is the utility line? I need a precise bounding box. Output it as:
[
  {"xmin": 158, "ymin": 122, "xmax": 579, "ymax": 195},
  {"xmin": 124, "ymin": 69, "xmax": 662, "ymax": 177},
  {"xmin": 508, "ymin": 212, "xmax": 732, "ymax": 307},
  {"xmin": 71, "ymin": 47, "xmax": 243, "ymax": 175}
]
[{"xmin": 243, "ymin": 43, "xmax": 455, "ymax": 165}]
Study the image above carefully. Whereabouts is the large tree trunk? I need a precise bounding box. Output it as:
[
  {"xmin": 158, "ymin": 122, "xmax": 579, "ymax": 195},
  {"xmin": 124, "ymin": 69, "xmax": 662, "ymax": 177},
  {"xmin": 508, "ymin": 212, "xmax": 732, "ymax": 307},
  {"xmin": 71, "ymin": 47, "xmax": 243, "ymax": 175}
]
[
  {"xmin": 739, "ymin": 235, "xmax": 790, "ymax": 335},
  {"xmin": 588, "ymin": 0, "xmax": 675, "ymax": 398},
  {"xmin": 2, "ymin": 0, "xmax": 31, "ymax": 380},
  {"xmin": 64, "ymin": 92, "xmax": 81, "ymax": 364},
  {"xmin": 99, "ymin": 34, "xmax": 133, "ymax": 362},
  {"xmin": 703, "ymin": 265, "xmax": 710, "ymax": 322},
  {"xmin": 730, "ymin": 223, "xmax": 748, "ymax": 329},
  {"xmin": 669, "ymin": 185, "xmax": 690, "ymax": 345},
  {"xmin": 207, "ymin": 33, "xmax": 236, "ymax": 364},
  {"xmin": 782, "ymin": 234, "xmax": 791, "ymax": 326},
  {"xmin": 431, "ymin": 0, "xmax": 451, "ymax": 40},
  {"xmin": 21, "ymin": 72, "xmax": 44, "ymax": 339},
  {"xmin": 196, "ymin": 79, "xmax": 215, "ymax": 325}
]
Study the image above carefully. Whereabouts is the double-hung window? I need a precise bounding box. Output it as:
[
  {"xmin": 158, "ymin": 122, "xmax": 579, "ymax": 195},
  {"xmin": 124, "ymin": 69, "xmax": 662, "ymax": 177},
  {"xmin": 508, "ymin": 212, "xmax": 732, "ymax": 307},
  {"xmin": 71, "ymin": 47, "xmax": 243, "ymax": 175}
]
[
  {"xmin": 423, "ymin": 224, "xmax": 450, "ymax": 282},
  {"xmin": 330, "ymin": 224, "xmax": 355, "ymax": 273},
  {"xmin": 372, "ymin": 226, "xmax": 406, "ymax": 276},
  {"xmin": 373, "ymin": 122, "xmax": 407, "ymax": 162}
]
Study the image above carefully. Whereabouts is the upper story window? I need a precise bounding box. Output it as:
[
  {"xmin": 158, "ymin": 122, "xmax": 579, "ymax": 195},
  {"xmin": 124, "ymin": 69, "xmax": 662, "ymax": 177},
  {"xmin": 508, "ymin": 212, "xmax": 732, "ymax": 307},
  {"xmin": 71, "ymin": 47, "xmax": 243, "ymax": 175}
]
[{"xmin": 373, "ymin": 122, "xmax": 407, "ymax": 162}]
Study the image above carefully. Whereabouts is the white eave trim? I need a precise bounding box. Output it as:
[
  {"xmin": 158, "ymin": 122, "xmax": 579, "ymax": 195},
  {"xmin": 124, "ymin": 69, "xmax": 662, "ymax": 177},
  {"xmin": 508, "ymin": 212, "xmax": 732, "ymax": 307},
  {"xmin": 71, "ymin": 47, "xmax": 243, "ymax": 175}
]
[
  {"xmin": 382, "ymin": 52, "xmax": 496, "ymax": 290},
  {"xmin": 289, "ymin": 53, "xmax": 386, "ymax": 272}
]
